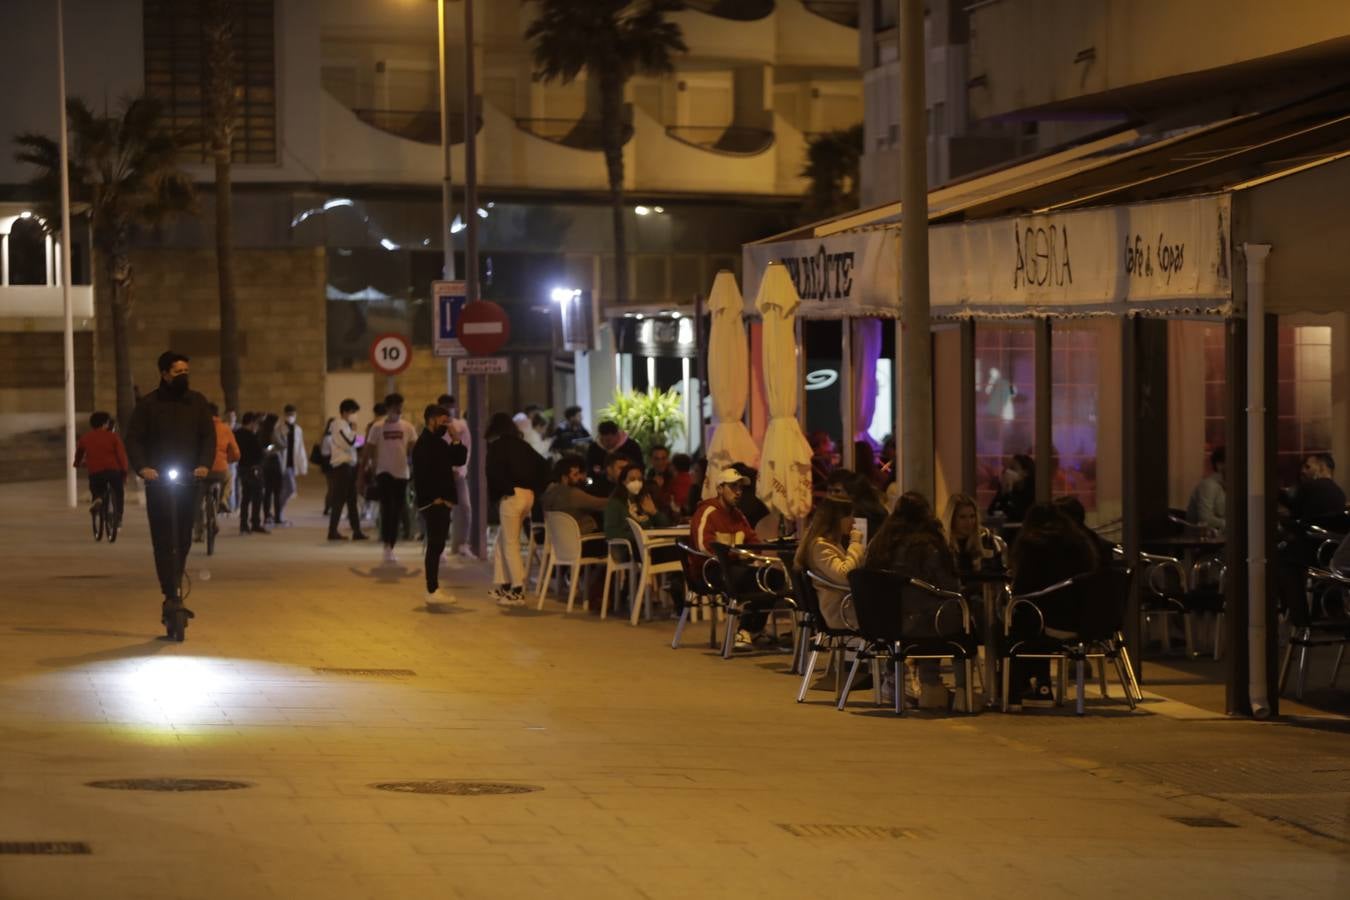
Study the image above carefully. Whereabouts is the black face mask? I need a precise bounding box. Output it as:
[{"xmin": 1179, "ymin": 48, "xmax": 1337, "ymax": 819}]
[
  {"xmin": 167, "ymin": 374, "xmax": 189, "ymax": 396},
  {"xmin": 433, "ymin": 424, "xmax": 449, "ymax": 437}
]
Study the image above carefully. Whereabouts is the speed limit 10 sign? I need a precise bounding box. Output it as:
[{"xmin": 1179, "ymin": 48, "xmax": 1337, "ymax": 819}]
[{"xmin": 369, "ymin": 333, "xmax": 412, "ymax": 375}]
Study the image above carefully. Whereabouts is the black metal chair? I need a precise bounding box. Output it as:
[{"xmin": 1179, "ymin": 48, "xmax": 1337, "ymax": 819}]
[
  {"xmin": 671, "ymin": 541, "xmax": 726, "ymax": 650},
  {"xmin": 1001, "ymin": 566, "xmax": 1141, "ymax": 715},
  {"xmin": 1140, "ymin": 551, "xmax": 1226, "ymax": 658},
  {"xmin": 840, "ymin": 568, "xmax": 977, "ymax": 716},
  {"xmin": 793, "ymin": 569, "xmax": 866, "ymax": 704},
  {"xmin": 710, "ymin": 543, "xmax": 796, "ymax": 660},
  {"xmin": 1279, "ymin": 564, "xmax": 1350, "ymax": 699}
]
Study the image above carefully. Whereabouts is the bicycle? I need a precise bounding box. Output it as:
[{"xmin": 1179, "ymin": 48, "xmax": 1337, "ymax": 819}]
[
  {"xmin": 89, "ymin": 479, "xmax": 120, "ymax": 544},
  {"xmin": 199, "ymin": 478, "xmax": 221, "ymax": 556}
]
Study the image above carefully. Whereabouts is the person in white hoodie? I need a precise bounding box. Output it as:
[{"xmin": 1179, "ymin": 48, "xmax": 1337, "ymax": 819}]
[{"xmin": 514, "ymin": 411, "xmax": 552, "ymax": 459}]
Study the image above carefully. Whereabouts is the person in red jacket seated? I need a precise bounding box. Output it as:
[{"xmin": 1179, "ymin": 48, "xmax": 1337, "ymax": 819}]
[
  {"xmin": 688, "ymin": 466, "xmax": 770, "ymax": 649},
  {"xmin": 74, "ymin": 411, "xmax": 129, "ymax": 524}
]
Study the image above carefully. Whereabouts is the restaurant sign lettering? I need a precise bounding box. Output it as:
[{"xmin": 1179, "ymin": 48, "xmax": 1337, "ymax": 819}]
[{"xmin": 742, "ymin": 230, "xmax": 899, "ymax": 319}]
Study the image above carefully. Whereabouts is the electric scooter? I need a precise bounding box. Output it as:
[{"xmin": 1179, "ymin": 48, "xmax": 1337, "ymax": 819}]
[{"xmin": 161, "ymin": 467, "xmax": 196, "ymax": 642}]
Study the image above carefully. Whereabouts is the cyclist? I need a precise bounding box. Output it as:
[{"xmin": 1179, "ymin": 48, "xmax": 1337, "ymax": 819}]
[
  {"xmin": 124, "ymin": 351, "xmax": 216, "ymax": 629},
  {"xmin": 194, "ymin": 402, "xmax": 240, "ymax": 542},
  {"xmin": 74, "ymin": 411, "xmax": 128, "ymax": 526}
]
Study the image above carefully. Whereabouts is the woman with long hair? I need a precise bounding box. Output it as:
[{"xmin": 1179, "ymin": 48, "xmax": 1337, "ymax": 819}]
[
  {"xmin": 945, "ymin": 492, "xmax": 1002, "ymax": 575},
  {"xmin": 794, "ymin": 496, "xmax": 864, "ymax": 630},
  {"xmin": 864, "ymin": 491, "xmax": 963, "ymax": 708},
  {"xmin": 604, "ymin": 463, "xmax": 681, "ymax": 609}
]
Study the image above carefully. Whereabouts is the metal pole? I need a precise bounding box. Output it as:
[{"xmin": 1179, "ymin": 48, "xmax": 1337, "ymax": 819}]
[
  {"xmin": 463, "ymin": 0, "xmax": 488, "ymax": 560},
  {"xmin": 1243, "ymin": 243, "xmax": 1272, "ymax": 719},
  {"xmin": 438, "ymin": 0, "xmax": 456, "ymax": 397},
  {"xmin": 899, "ymin": 0, "xmax": 932, "ymax": 499},
  {"xmin": 57, "ymin": 0, "xmax": 77, "ymax": 509},
  {"xmin": 841, "ymin": 318, "xmax": 854, "ymax": 469}
]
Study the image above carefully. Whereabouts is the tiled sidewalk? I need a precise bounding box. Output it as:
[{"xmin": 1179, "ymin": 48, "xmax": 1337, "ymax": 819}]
[{"xmin": 0, "ymin": 479, "xmax": 1346, "ymax": 899}]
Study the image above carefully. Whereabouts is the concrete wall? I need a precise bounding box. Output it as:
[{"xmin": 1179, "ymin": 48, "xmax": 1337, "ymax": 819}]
[
  {"xmin": 92, "ymin": 247, "xmax": 328, "ymax": 447},
  {"xmin": 968, "ymin": 0, "xmax": 1350, "ymax": 120}
]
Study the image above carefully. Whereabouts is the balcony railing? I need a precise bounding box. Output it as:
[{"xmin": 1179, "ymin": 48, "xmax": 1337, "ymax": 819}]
[
  {"xmin": 802, "ymin": 0, "xmax": 859, "ymax": 28},
  {"xmin": 664, "ymin": 124, "xmax": 776, "ymax": 156},
  {"xmin": 683, "ymin": 0, "xmax": 775, "ymax": 21},
  {"xmin": 514, "ymin": 116, "xmax": 635, "ymax": 151},
  {"xmin": 350, "ymin": 108, "xmax": 481, "ymax": 145}
]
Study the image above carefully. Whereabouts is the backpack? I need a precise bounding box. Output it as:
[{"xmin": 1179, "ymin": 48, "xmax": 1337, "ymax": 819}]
[{"xmin": 310, "ymin": 418, "xmax": 334, "ymax": 472}]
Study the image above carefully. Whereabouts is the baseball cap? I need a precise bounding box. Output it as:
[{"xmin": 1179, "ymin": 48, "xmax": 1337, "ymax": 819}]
[{"xmin": 714, "ymin": 468, "xmax": 750, "ymax": 487}]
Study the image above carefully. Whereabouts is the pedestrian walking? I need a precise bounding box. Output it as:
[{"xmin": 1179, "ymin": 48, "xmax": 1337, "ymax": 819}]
[
  {"xmin": 413, "ymin": 403, "xmax": 468, "ymax": 602},
  {"xmin": 326, "ymin": 398, "xmax": 367, "ymax": 541},
  {"xmin": 223, "ymin": 408, "xmax": 238, "ymax": 512},
  {"xmin": 260, "ymin": 413, "xmax": 283, "ymax": 524},
  {"xmin": 363, "ymin": 393, "xmax": 417, "ymax": 564},
  {"xmin": 234, "ymin": 412, "xmax": 267, "ymax": 534},
  {"xmin": 484, "ymin": 411, "xmax": 549, "ymax": 606},
  {"xmin": 274, "ymin": 403, "xmax": 307, "ymax": 525},
  {"xmin": 123, "ymin": 351, "xmax": 215, "ymax": 633}
]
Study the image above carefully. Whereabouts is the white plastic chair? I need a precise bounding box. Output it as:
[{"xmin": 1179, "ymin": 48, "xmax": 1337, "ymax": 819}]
[
  {"xmin": 536, "ymin": 512, "xmax": 606, "ymax": 613},
  {"xmin": 599, "ymin": 539, "xmax": 637, "ymax": 621},
  {"xmin": 524, "ymin": 515, "xmax": 549, "ymax": 592},
  {"xmin": 627, "ymin": 517, "xmax": 685, "ymax": 626}
]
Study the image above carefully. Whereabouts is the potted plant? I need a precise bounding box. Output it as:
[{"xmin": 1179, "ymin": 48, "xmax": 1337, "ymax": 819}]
[{"xmin": 600, "ymin": 388, "xmax": 686, "ymax": 449}]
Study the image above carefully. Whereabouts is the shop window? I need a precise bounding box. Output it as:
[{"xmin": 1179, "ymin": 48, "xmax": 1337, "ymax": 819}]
[
  {"xmin": 973, "ymin": 325, "xmax": 1035, "ymax": 510},
  {"xmin": 1050, "ymin": 325, "xmax": 1098, "ymax": 511},
  {"xmin": 1276, "ymin": 325, "xmax": 1333, "ymax": 488},
  {"xmin": 1201, "ymin": 324, "xmax": 1226, "ymax": 462}
]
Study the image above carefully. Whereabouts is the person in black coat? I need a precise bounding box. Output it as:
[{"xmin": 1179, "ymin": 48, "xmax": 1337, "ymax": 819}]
[
  {"xmin": 484, "ymin": 412, "xmax": 550, "ymax": 604},
  {"xmin": 233, "ymin": 413, "xmax": 267, "ymax": 534},
  {"xmin": 124, "ymin": 351, "xmax": 216, "ymax": 624},
  {"xmin": 413, "ymin": 404, "xmax": 469, "ymax": 600},
  {"xmin": 585, "ymin": 420, "xmax": 643, "ymax": 478}
]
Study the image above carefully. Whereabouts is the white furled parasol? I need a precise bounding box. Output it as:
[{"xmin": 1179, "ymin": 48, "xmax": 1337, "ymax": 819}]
[
  {"xmin": 703, "ymin": 270, "xmax": 759, "ymax": 497},
  {"xmin": 754, "ymin": 263, "xmax": 813, "ymax": 519}
]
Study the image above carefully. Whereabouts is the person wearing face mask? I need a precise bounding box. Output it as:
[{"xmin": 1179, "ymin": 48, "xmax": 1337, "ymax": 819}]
[
  {"xmin": 363, "ymin": 393, "xmax": 418, "ymax": 564},
  {"xmin": 325, "ymin": 399, "xmax": 368, "ymax": 542},
  {"xmin": 604, "ymin": 464, "xmax": 673, "ymax": 542},
  {"xmin": 413, "ymin": 404, "xmax": 469, "ymax": 603},
  {"xmin": 271, "ymin": 403, "xmax": 307, "ymax": 526},
  {"xmin": 124, "ymin": 351, "xmax": 216, "ymax": 631},
  {"xmin": 437, "ymin": 393, "xmax": 474, "ymax": 559}
]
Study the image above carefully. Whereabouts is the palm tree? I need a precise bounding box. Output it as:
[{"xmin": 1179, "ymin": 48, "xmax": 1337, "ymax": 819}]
[
  {"xmin": 802, "ymin": 124, "xmax": 863, "ymax": 218},
  {"xmin": 525, "ymin": 0, "xmax": 686, "ymax": 305},
  {"xmin": 205, "ymin": 0, "xmax": 242, "ymax": 414},
  {"xmin": 14, "ymin": 97, "xmax": 194, "ymax": 426}
]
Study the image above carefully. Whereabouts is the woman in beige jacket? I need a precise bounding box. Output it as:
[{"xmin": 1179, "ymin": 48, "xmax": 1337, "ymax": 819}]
[{"xmin": 794, "ymin": 496, "xmax": 865, "ymax": 629}]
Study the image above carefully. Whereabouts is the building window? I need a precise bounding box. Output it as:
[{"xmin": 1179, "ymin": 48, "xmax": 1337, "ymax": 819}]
[
  {"xmin": 1050, "ymin": 324, "xmax": 1098, "ymax": 511},
  {"xmin": 974, "ymin": 324, "xmax": 1035, "ymax": 510},
  {"xmin": 1276, "ymin": 325, "xmax": 1333, "ymax": 488},
  {"xmin": 143, "ymin": 0, "xmax": 277, "ymax": 164}
]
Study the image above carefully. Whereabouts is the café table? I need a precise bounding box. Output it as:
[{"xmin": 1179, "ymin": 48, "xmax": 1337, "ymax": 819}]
[{"xmin": 963, "ymin": 567, "xmax": 1012, "ymax": 708}]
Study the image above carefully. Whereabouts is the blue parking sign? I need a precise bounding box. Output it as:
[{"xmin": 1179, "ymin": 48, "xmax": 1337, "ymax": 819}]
[{"xmin": 433, "ymin": 280, "xmax": 467, "ymax": 357}]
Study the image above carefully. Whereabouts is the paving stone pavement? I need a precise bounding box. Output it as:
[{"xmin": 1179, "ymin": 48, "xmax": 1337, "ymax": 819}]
[{"xmin": 1, "ymin": 479, "xmax": 1347, "ymax": 900}]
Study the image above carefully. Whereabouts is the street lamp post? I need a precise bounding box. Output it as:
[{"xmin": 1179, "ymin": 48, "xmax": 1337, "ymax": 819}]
[{"xmin": 56, "ymin": 0, "xmax": 77, "ymax": 509}]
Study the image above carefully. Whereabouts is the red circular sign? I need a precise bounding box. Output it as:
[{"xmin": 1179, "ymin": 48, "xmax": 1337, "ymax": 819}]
[
  {"xmin": 369, "ymin": 333, "xmax": 412, "ymax": 375},
  {"xmin": 457, "ymin": 301, "xmax": 511, "ymax": 356}
]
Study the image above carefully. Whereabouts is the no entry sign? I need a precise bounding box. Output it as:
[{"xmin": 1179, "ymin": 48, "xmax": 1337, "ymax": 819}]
[
  {"xmin": 369, "ymin": 333, "xmax": 412, "ymax": 375},
  {"xmin": 457, "ymin": 301, "xmax": 510, "ymax": 356}
]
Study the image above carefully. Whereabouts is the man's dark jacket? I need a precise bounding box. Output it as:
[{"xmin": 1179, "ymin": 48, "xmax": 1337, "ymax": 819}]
[
  {"xmin": 234, "ymin": 427, "xmax": 264, "ymax": 469},
  {"xmin": 413, "ymin": 429, "xmax": 470, "ymax": 507},
  {"xmin": 125, "ymin": 384, "xmax": 216, "ymax": 474}
]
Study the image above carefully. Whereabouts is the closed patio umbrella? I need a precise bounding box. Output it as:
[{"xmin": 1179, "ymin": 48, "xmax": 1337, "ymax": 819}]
[
  {"xmin": 704, "ymin": 270, "xmax": 759, "ymax": 496},
  {"xmin": 754, "ymin": 263, "xmax": 813, "ymax": 519}
]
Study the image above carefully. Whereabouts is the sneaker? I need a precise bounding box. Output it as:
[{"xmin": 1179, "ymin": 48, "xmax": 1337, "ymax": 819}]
[
  {"xmin": 458, "ymin": 546, "xmax": 478, "ymax": 561},
  {"xmin": 327, "ymin": 532, "xmax": 346, "ymax": 542},
  {"xmin": 426, "ymin": 587, "xmax": 458, "ymax": 605},
  {"xmin": 382, "ymin": 547, "xmax": 398, "ymax": 564},
  {"xmin": 734, "ymin": 629, "xmax": 754, "ymax": 651},
  {"xmin": 497, "ymin": 587, "xmax": 527, "ymax": 608},
  {"xmin": 351, "ymin": 532, "xmax": 370, "ymax": 541}
]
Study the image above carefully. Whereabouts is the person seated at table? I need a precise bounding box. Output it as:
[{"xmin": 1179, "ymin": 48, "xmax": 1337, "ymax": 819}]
[
  {"xmin": 809, "ymin": 431, "xmax": 836, "ymax": 500},
  {"xmin": 945, "ymin": 492, "xmax": 1003, "ymax": 577},
  {"xmin": 988, "ymin": 454, "xmax": 1035, "ymax": 530},
  {"xmin": 606, "ymin": 463, "xmax": 683, "ymax": 610},
  {"xmin": 732, "ymin": 463, "xmax": 775, "ymax": 539},
  {"xmin": 794, "ymin": 496, "xmax": 865, "ymax": 631},
  {"xmin": 863, "ymin": 491, "xmax": 964, "ymax": 709},
  {"xmin": 542, "ymin": 455, "xmax": 608, "ymax": 544},
  {"xmin": 689, "ymin": 467, "xmax": 770, "ymax": 649},
  {"xmin": 854, "ymin": 441, "xmax": 886, "ymax": 491},
  {"xmin": 668, "ymin": 453, "xmax": 694, "ymax": 513},
  {"xmin": 1185, "ymin": 446, "xmax": 1226, "ymax": 533},
  {"xmin": 586, "ymin": 420, "xmax": 643, "ymax": 480},
  {"xmin": 825, "ymin": 469, "xmax": 888, "ymax": 537},
  {"xmin": 1052, "ymin": 496, "xmax": 1118, "ymax": 567},
  {"xmin": 1007, "ymin": 503, "xmax": 1099, "ymax": 708},
  {"xmin": 1280, "ymin": 452, "xmax": 1346, "ymax": 523},
  {"xmin": 588, "ymin": 451, "xmax": 629, "ymax": 499},
  {"xmin": 648, "ymin": 445, "xmax": 674, "ymax": 510}
]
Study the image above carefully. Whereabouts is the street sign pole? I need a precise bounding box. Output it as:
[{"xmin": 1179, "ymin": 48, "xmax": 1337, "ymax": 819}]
[{"xmin": 463, "ymin": 0, "xmax": 488, "ymax": 561}]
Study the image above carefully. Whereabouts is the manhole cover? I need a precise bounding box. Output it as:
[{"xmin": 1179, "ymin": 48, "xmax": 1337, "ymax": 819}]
[
  {"xmin": 371, "ymin": 780, "xmax": 541, "ymax": 796},
  {"xmin": 1168, "ymin": 816, "xmax": 1237, "ymax": 828},
  {"xmin": 777, "ymin": 824, "xmax": 919, "ymax": 840},
  {"xmin": 0, "ymin": 841, "xmax": 91, "ymax": 855},
  {"xmin": 313, "ymin": 668, "xmax": 416, "ymax": 677},
  {"xmin": 85, "ymin": 778, "xmax": 251, "ymax": 792}
]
